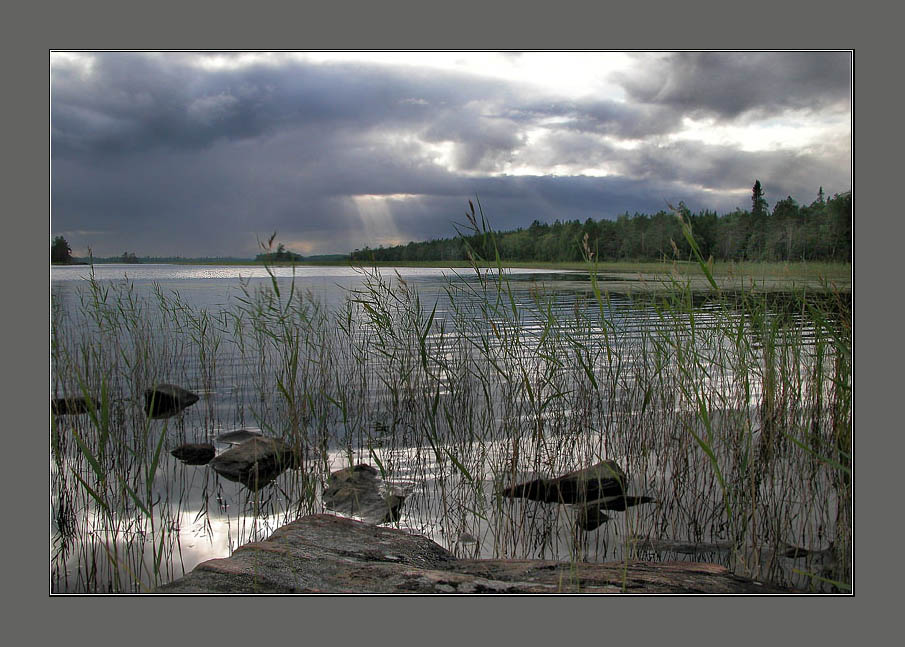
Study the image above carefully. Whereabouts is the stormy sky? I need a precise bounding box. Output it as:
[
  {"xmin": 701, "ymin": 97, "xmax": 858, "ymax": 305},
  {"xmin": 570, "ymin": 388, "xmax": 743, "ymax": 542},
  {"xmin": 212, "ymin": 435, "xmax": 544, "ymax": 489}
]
[{"xmin": 50, "ymin": 51, "xmax": 851, "ymax": 258}]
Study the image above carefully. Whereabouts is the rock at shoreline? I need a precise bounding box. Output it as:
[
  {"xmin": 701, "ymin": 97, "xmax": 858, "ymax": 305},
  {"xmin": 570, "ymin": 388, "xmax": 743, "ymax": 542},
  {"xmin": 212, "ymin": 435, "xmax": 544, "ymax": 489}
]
[
  {"xmin": 171, "ymin": 443, "xmax": 216, "ymax": 465},
  {"xmin": 323, "ymin": 464, "xmax": 406, "ymax": 525},
  {"xmin": 500, "ymin": 460, "xmax": 629, "ymax": 504},
  {"xmin": 155, "ymin": 514, "xmax": 796, "ymax": 594},
  {"xmin": 144, "ymin": 384, "xmax": 200, "ymax": 419},
  {"xmin": 51, "ymin": 397, "xmax": 95, "ymax": 416},
  {"xmin": 210, "ymin": 437, "xmax": 297, "ymax": 489}
]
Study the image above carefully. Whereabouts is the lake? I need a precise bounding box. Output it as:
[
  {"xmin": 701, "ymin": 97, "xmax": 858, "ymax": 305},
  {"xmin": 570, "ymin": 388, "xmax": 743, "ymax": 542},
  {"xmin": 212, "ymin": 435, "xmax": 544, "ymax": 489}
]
[{"xmin": 50, "ymin": 263, "xmax": 852, "ymax": 593}]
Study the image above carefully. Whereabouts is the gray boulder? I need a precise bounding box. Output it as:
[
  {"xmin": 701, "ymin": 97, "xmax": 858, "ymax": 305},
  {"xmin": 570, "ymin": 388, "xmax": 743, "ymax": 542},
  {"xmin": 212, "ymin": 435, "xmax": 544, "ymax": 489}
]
[
  {"xmin": 144, "ymin": 384, "xmax": 199, "ymax": 419},
  {"xmin": 210, "ymin": 437, "xmax": 298, "ymax": 490},
  {"xmin": 500, "ymin": 460, "xmax": 629, "ymax": 504},
  {"xmin": 171, "ymin": 442, "xmax": 216, "ymax": 465},
  {"xmin": 322, "ymin": 464, "xmax": 405, "ymax": 525}
]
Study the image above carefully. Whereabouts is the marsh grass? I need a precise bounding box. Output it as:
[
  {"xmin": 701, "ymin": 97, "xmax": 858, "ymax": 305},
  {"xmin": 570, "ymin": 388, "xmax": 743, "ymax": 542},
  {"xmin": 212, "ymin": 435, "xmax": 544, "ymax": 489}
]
[{"xmin": 50, "ymin": 211, "xmax": 852, "ymax": 593}]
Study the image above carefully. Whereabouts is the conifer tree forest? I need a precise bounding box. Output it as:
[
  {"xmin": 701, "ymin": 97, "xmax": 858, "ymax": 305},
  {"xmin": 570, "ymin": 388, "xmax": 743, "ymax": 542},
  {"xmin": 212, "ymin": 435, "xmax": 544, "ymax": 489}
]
[{"xmin": 351, "ymin": 184, "xmax": 851, "ymax": 265}]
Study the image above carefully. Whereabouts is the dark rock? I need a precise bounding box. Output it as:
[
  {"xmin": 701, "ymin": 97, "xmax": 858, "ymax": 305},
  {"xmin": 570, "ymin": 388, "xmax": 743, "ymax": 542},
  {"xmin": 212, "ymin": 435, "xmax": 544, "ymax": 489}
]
[
  {"xmin": 51, "ymin": 397, "xmax": 95, "ymax": 416},
  {"xmin": 144, "ymin": 384, "xmax": 199, "ymax": 419},
  {"xmin": 500, "ymin": 460, "xmax": 628, "ymax": 504},
  {"xmin": 216, "ymin": 429, "xmax": 263, "ymax": 445},
  {"xmin": 210, "ymin": 437, "xmax": 297, "ymax": 490},
  {"xmin": 576, "ymin": 506, "xmax": 610, "ymax": 531},
  {"xmin": 575, "ymin": 495, "xmax": 655, "ymax": 531},
  {"xmin": 171, "ymin": 443, "xmax": 216, "ymax": 465},
  {"xmin": 155, "ymin": 514, "xmax": 797, "ymax": 594},
  {"xmin": 322, "ymin": 464, "xmax": 406, "ymax": 525}
]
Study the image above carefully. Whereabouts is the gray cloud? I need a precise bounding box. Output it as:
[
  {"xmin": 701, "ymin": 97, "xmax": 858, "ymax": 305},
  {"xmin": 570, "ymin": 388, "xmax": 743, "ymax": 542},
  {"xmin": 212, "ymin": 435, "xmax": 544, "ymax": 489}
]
[
  {"xmin": 51, "ymin": 52, "xmax": 851, "ymax": 257},
  {"xmin": 615, "ymin": 52, "xmax": 852, "ymax": 120},
  {"xmin": 504, "ymin": 99, "xmax": 681, "ymax": 139}
]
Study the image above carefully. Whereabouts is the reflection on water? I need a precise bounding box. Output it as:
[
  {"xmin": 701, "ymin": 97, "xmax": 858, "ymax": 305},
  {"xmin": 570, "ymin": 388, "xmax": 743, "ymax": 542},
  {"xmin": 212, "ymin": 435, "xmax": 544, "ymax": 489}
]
[{"xmin": 50, "ymin": 264, "xmax": 851, "ymax": 593}]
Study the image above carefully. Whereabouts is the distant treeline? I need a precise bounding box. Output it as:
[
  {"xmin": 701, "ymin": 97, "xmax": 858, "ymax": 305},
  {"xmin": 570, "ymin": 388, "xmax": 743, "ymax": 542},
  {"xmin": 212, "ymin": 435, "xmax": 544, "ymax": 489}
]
[
  {"xmin": 83, "ymin": 255, "xmax": 249, "ymax": 264},
  {"xmin": 351, "ymin": 185, "xmax": 851, "ymax": 264},
  {"xmin": 254, "ymin": 244, "xmax": 348, "ymax": 263}
]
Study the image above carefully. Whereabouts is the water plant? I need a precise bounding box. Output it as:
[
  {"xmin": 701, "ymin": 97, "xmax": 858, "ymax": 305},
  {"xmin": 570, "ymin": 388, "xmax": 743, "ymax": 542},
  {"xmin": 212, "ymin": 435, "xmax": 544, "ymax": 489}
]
[{"xmin": 50, "ymin": 206, "xmax": 852, "ymax": 593}]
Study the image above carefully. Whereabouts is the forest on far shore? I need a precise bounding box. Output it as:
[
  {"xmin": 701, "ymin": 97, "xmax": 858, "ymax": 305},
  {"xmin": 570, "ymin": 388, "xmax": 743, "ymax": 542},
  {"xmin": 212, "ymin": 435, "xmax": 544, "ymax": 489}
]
[{"xmin": 351, "ymin": 183, "xmax": 851, "ymax": 265}]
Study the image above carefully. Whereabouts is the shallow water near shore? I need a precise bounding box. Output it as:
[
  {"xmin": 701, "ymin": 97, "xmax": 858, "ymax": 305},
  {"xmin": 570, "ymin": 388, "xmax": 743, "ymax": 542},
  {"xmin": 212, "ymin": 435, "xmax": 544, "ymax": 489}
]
[{"xmin": 50, "ymin": 263, "xmax": 852, "ymax": 593}]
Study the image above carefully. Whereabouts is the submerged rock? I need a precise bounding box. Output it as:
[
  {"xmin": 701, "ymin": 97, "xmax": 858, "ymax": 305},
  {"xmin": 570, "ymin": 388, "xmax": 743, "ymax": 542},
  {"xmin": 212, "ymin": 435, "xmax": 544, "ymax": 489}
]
[
  {"xmin": 216, "ymin": 429, "xmax": 263, "ymax": 445},
  {"xmin": 628, "ymin": 536, "xmax": 734, "ymax": 555},
  {"xmin": 156, "ymin": 514, "xmax": 796, "ymax": 594},
  {"xmin": 576, "ymin": 506, "xmax": 610, "ymax": 531},
  {"xmin": 500, "ymin": 460, "xmax": 629, "ymax": 504},
  {"xmin": 144, "ymin": 384, "xmax": 200, "ymax": 419},
  {"xmin": 171, "ymin": 442, "xmax": 216, "ymax": 465},
  {"xmin": 210, "ymin": 437, "xmax": 297, "ymax": 490},
  {"xmin": 576, "ymin": 495, "xmax": 656, "ymax": 530},
  {"xmin": 51, "ymin": 397, "xmax": 95, "ymax": 416},
  {"xmin": 322, "ymin": 464, "xmax": 406, "ymax": 525}
]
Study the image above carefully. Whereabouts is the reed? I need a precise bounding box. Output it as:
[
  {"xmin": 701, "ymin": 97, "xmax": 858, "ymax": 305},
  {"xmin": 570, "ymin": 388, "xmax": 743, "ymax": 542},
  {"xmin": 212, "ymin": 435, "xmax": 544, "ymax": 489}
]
[{"xmin": 50, "ymin": 210, "xmax": 852, "ymax": 593}]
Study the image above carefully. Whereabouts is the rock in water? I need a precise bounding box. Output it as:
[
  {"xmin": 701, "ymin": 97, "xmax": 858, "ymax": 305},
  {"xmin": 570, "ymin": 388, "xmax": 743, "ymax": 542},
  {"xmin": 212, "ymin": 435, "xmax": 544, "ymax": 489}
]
[
  {"xmin": 500, "ymin": 460, "xmax": 629, "ymax": 504},
  {"xmin": 51, "ymin": 397, "xmax": 95, "ymax": 416},
  {"xmin": 210, "ymin": 437, "xmax": 297, "ymax": 490},
  {"xmin": 171, "ymin": 442, "xmax": 216, "ymax": 465},
  {"xmin": 144, "ymin": 384, "xmax": 200, "ymax": 418},
  {"xmin": 323, "ymin": 464, "xmax": 406, "ymax": 525},
  {"xmin": 216, "ymin": 429, "xmax": 263, "ymax": 445},
  {"xmin": 576, "ymin": 506, "xmax": 610, "ymax": 531},
  {"xmin": 576, "ymin": 495, "xmax": 656, "ymax": 531}
]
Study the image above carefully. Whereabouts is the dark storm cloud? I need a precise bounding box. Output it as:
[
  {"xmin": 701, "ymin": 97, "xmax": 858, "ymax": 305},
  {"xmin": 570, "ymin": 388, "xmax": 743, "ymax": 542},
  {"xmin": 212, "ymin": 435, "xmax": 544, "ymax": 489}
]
[
  {"xmin": 606, "ymin": 139, "xmax": 849, "ymax": 202},
  {"xmin": 51, "ymin": 53, "xmax": 517, "ymax": 159},
  {"xmin": 615, "ymin": 52, "xmax": 851, "ymax": 121},
  {"xmin": 51, "ymin": 52, "xmax": 850, "ymax": 257}
]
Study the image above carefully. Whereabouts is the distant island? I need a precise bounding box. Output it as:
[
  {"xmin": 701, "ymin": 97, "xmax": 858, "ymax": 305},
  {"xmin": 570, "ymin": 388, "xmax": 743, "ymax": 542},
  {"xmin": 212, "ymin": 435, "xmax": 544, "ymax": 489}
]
[{"xmin": 51, "ymin": 239, "xmax": 349, "ymax": 266}]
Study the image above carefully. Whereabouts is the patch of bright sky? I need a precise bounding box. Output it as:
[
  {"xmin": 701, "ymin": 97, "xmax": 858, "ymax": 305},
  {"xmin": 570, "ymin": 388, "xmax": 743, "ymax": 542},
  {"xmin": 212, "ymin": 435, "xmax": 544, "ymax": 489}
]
[
  {"xmin": 670, "ymin": 111, "xmax": 850, "ymax": 152},
  {"xmin": 50, "ymin": 52, "xmax": 96, "ymax": 77},
  {"xmin": 349, "ymin": 193, "xmax": 423, "ymax": 248},
  {"xmin": 189, "ymin": 51, "xmax": 633, "ymax": 102},
  {"xmin": 421, "ymin": 140, "xmax": 458, "ymax": 169}
]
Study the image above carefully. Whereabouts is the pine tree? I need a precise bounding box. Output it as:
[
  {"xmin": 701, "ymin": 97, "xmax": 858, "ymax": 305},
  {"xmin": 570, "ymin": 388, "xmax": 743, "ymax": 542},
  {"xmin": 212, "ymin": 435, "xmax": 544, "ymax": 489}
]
[
  {"xmin": 752, "ymin": 180, "xmax": 768, "ymax": 218},
  {"xmin": 51, "ymin": 236, "xmax": 72, "ymax": 263}
]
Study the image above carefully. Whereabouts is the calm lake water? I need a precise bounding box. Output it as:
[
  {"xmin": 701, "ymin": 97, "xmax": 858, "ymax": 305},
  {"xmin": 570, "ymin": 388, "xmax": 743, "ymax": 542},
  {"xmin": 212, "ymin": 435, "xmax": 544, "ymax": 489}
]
[{"xmin": 50, "ymin": 263, "xmax": 851, "ymax": 593}]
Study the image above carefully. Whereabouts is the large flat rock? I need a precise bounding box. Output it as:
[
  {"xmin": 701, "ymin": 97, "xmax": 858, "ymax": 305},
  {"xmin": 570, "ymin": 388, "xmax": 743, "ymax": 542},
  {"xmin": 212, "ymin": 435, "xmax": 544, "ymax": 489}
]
[{"xmin": 156, "ymin": 514, "xmax": 794, "ymax": 594}]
